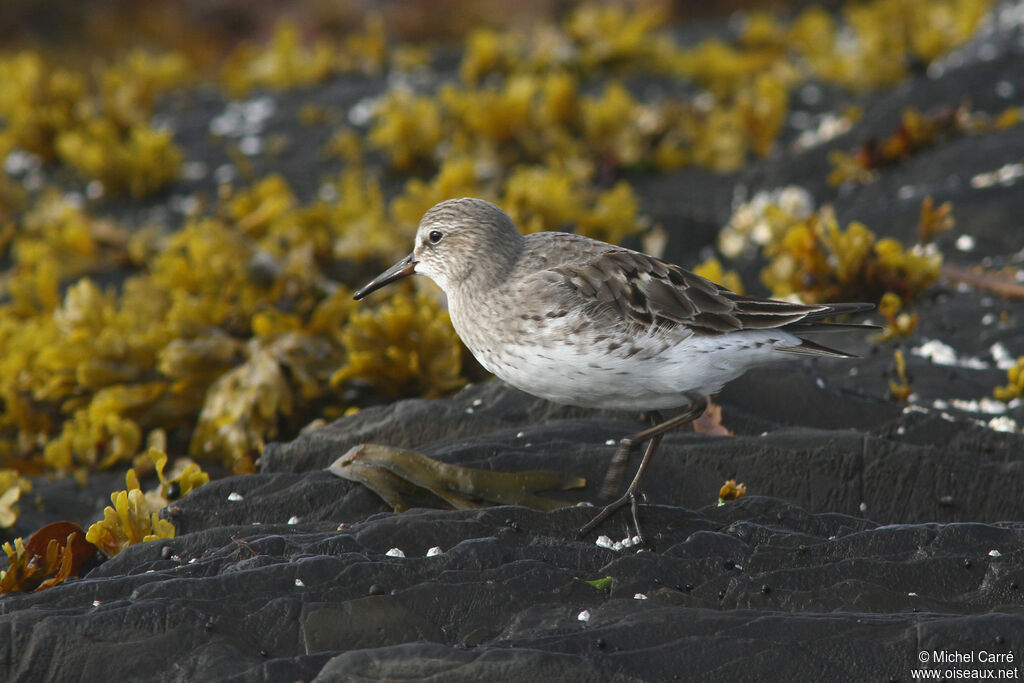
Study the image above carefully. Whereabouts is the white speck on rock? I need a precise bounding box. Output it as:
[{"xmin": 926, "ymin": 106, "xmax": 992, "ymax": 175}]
[
  {"xmin": 426, "ymin": 546, "xmax": 443, "ymax": 557},
  {"xmin": 991, "ymin": 342, "xmax": 1016, "ymax": 370},
  {"xmin": 988, "ymin": 416, "xmax": 1018, "ymax": 433},
  {"xmin": 287, "ymin": 515, "xmax": 300, "ymax": 525},
  {"xmin": 605, "ymin": 439, "xmax": 616, "ymax": 446},
  {"xmin": 577, "ymin": 610, "xmax": 591, "ymax": 623},
  {"xmin": 227, "ymin": 492, "xmax": 244, "ymax": 502},
  {"xmin": 907, "ymin": 591, "xmax": 918, "ymax": 597},
  {"xmin": 950, "ymin": 398, "xmax": 1009, "ymax": 415},
  {"xmin": 92, "ymin": 600, "xmax": 101, "ymax": 607},
  {"xmin": 955, "ymin": 234, "xmax": 976, "ymax": 252},
  {"xmin": 239, "ymin": 135, "xmax": 263, "ymax": 156},
  {"xmin": 633, "ymin": 593, "xmax": 648, "ymax": 600},
  {"xmin": 294, "ymin": 578, "xmax": 304, "ymax": 587},
  {"xmin": 989, "ymin": 549, "xmax": 1002, "ymax": 557},
  {"xmin": 595, "ymin": 535, "xmax": 614, "ymax": 549},
  {"xmin": 386, "ymin": 547, "xmax": 405, "ymax": 558},
  {"xmin": 912, "ymin": 339, "xmax": 989, "ymax": 369}
]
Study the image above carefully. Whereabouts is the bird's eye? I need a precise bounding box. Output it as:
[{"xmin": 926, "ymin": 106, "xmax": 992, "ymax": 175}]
[{"xmin": 428, "ymin": 230, "xmax": 443, "ymax": 244}]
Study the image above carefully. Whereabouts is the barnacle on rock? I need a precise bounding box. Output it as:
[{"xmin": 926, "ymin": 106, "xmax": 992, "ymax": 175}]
[
  {"xmin": 331, "ymin": 289, "xmax": 465, "ymax": 400},
  {"xmin": 994, "ymin": 357, "xmax": 1024, "ymax": 403}
]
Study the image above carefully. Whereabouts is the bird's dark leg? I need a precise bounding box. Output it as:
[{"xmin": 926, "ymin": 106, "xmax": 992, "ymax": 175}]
[
  {"xmin": 578, "ymin": 392, "xmax": 706, "ymax": 543},
  {"xmin": 598, "ymin": 410, "xmax": 663, "ymax": 502}
]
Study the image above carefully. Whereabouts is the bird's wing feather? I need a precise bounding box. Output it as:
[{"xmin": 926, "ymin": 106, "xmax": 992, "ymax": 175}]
[{"xmin": 542, "ymin": 248, "xmax": 865, "ymax": 336}]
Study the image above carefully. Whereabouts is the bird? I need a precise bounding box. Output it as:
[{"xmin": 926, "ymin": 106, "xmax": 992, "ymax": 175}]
[{"xmin": 353, "ymin": 197, "xmax": 874, "ymax": 542}]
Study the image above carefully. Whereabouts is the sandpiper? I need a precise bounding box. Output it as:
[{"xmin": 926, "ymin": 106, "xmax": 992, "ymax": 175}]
[{"xmin": 354, "ymin": 198, "xmax": 874, "ymax": 541}]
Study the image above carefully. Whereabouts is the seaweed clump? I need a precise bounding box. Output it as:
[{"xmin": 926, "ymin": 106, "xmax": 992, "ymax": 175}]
[
  {"xmin": 84, "ymin": 448, "xmax": 207, "ymax": 557},
  {"xmin": 0, "ymin": 50, "xmax": 188, "ymax": 196},
  {"xmin": 1, "ymin": 522, "xmax": 95, "ymax": 593},
  {"xmin": 220, "ymin": 18, "xmax": 387, "ymax": 97},
  {"xmin": 829, "ymin": 105, "xmax": 1023, "ymax": 186},
  {"xmin": 0, "ymin": 469, "xmax": 31, "ymax": 528},
  {"xmin": 756, "ymin": 199, "xmax": 948, "ymax": 304},
  {"xmin": 994, "ymin": 358, "xmax": 1024, "ymax": 403},
  {"xmin": 331, "ymin": 289, "xmax": 463, "ymax": 400},
  {"xmin": 0, "ymin": 170, "xmax": 468, "ymax": 476}
]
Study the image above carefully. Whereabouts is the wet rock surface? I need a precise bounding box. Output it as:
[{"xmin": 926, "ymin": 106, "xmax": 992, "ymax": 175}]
[{"xmin": 4, "ymin": 12, "xmax": 1024, "ymax": 683}]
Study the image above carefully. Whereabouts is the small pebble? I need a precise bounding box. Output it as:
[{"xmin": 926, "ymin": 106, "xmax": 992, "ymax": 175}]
[
  {"xmin": 92, "ymin": 600, "xmax": 101, "ymax": 608},
  {"xmin": 633, "ymin": 593, "xmax": 648, "ymax": 600},
  {"xmin": 989, "ymin": 549, "xmax": 1002, "ymax": 558},
  {"xmin": 227, "ymin": 492, "xmax": 244, "ymax": 502},
  {"xmin": 386, "ymin": 547, "xmax": 406, "ymax": 558},
  {"xmin": 577, "ymin": 610, "xmax": 591, "ymax": 623},
  {"xmin": 294, "ymin": 578, "xmax": 304, "ymax": 587},
  {"xmin": 595, "ymin": 535, "xmax": 614, "ymax": 549},
  {"xmin": 426, "ymin": 546, "xmax": 443, "ymax": 557},
  {"xmin": 287, "ymin": 515, "xmax": 300, "ymax": 525},
  {"xmin": 368, "ymin": 584, "xmax": 385, "ymax": 596}
]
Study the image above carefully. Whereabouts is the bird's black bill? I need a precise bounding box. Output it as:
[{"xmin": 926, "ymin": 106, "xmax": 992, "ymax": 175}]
[{"xmin": 353, "ymin": 253, "xmax": 418, "ymax": 300}]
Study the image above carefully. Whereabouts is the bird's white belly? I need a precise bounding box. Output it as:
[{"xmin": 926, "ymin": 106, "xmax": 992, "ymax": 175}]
[{"xmin": 470, "ymin": 330, "xmax": 795, "ymax": 410}]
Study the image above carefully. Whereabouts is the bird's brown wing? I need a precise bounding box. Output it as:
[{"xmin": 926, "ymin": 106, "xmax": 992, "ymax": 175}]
[{"xmin": 549, "ymin": 249, "xmax": 870, "ymax": 336}]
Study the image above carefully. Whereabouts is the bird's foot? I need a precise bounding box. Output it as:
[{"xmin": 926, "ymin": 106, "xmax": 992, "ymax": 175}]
[{"xmin": 576, "ymin": 486, "xmax": 647, "ymax": 545}]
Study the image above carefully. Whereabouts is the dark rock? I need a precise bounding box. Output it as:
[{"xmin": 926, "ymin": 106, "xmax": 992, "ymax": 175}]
[{"xmin": 5, "ymin": 10, "xmax": 1024, "ymax": 683}]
